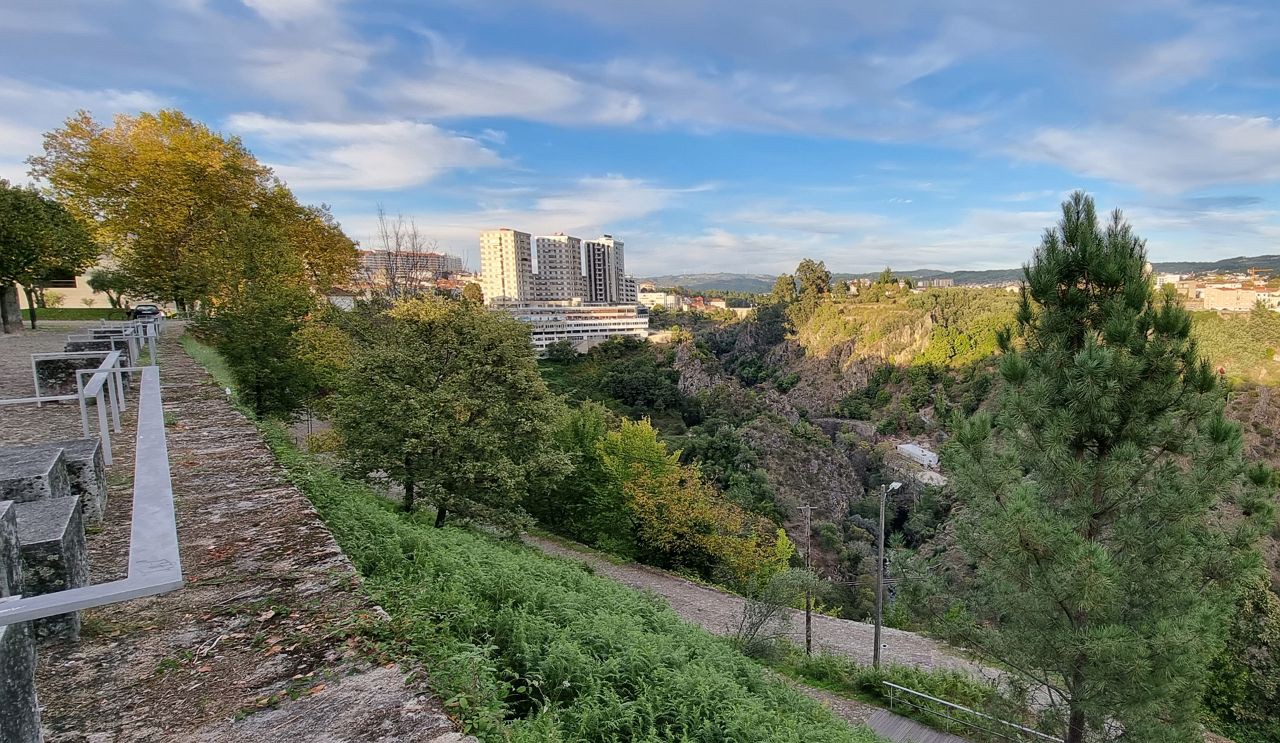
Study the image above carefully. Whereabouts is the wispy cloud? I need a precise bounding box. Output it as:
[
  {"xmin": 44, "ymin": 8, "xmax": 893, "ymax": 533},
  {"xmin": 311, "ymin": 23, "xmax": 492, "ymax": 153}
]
[
  {"xmin": 227, "ymin": 114, "xmax": 505, "ymax": 191},
  {"xmin": 1022, "ymin": 115, "xmax": 1280, "ymax": 193}
]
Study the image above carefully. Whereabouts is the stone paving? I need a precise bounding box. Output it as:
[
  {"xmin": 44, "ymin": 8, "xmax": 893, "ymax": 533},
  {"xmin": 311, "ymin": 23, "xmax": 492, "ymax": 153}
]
[{"xmin": 1, "ymin": 326, "xmax": 467, "ymax": 742}]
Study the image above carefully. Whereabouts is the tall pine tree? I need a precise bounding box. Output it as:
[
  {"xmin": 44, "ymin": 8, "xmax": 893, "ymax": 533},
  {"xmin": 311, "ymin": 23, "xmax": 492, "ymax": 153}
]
[{"xmin": 927, "ymin": 192, "xmax": 1274, "ymax": 742}]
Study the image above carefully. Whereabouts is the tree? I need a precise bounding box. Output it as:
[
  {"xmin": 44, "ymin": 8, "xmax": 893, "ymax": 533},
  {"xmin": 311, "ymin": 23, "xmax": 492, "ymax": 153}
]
[
  {"xmin": 0, "ymin": 180, "xmax": 98, "ymax": 330},
  {"xmin": 87, "ymin": 267, "xmax": 131, "ymax": 308},
  {"xmin": 334, "ymin": 297, "xmax": 568, "ymax": 529},
  {"xmin": 917, "ymin": 193, "xmax": 1274, "ymax": 742},
  {"xmin": 28, "ymin": 110, "xmax": 354, "ymax": 310},
  {"xmin": 462, "ymin": 282, "xmax": 484, "ymax": 304},
  {"xmin": 359, "ymin": 207, "xmax": 437, "ymax": 299},
  {"xmin": 30, "ymin": 111, "xmax": 272, "ymax": 310},
  {"xmin": 795, "ymin": 258, "xmax": 831, "ymax": 299},
  {"xmin": 544, "ymin": 339, "xmax": 577, "ymax": 362},
  {"xmin": 771, "ymin": 274, "xmax": 796, "ymax": 304},
  {"xmin": 1204, "ymin": 575, "xmax": 1280, "ymax": 742},
  {"xmin": 598, "ymin": 418, "xmax": 781, "ymax": 581},
  {"xmin": 205, "ymin": 212, "xmax": 320, "ymax": 417}
]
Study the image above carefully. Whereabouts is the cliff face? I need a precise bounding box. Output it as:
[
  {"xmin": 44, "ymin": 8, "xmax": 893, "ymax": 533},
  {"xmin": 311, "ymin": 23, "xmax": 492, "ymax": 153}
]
[{"xmin": 669, "ymin": 339, "xmax": 870, "ymax": 579}]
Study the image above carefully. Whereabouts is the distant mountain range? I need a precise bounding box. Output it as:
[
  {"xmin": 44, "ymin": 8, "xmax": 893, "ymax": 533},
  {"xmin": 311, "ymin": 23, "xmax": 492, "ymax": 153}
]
[{"xmin": 643, "ymin": 255, "xmax": 1280, "ymax": 293}]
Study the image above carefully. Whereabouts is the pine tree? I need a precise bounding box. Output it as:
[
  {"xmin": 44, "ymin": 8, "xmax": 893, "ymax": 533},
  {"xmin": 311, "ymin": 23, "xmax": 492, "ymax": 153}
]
[{"xmin": 928, "ymin": 192, "xmax": 1274, "ymax": 742}]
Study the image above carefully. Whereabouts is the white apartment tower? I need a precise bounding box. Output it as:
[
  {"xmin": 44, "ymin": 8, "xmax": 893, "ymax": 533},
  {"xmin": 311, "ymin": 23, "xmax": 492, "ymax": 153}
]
[
  {"xmin": 480, "ymin": 228, "xmax": 533, "ymax": 304},
  {"xmin": 584, "ymin": 235, "xmax": 625, "ymax": 303},
  {"xmin": 533, "ymin": 234, "xmax": 585, "ymax": 301}
]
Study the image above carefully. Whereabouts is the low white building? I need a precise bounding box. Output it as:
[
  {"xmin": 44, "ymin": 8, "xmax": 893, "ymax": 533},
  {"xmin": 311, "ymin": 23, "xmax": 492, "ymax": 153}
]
[
  {"xmin": 494, "ymin": 300, "xmax": 650, "ymax": 355},
  {"xmin": 896, "ymin": 443, "xmax": 940, "ymax": 469},
  {"xmin": 638, "ymin": 290, "xmax": 685, "ymax": 311}
]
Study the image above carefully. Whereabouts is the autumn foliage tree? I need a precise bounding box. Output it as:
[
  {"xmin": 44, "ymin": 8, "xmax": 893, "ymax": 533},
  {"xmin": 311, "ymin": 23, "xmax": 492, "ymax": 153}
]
[
  {"xmin": 28, "ymin": 110, "xmax": 356, "ymax": 309},
  {"xmin": 597, "ymin": 418, "xmax": 786, "ymax": 583}
]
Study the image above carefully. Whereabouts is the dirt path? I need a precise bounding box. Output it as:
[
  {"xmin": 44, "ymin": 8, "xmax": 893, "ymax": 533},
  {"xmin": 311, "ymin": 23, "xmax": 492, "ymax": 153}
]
[
  {"xmin": 2, "ymin": 327, "xmax": 467, "ymax": 742},
  {"xmin": 526, "ymin": 535, "xmax": 1000, "ymax": 680}
]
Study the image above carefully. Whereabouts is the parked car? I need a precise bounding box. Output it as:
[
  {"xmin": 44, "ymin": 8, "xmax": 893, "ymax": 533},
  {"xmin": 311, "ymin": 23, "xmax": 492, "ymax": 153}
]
[{"xmin": 128, "ymin": 303, "xmax": 165, "ymax": 320}]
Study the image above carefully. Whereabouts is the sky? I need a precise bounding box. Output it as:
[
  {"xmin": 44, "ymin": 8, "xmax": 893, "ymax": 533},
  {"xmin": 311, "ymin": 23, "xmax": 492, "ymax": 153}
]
[{"xmin": 2, "ymin": 1, "xmax": 1280, "ymax": 276}]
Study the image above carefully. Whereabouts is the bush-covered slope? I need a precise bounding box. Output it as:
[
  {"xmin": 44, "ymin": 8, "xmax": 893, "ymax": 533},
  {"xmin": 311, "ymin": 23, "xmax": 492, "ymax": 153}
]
[{"xmin": 258, "ymin": 421, "xmax": 879, "ymax": 742}]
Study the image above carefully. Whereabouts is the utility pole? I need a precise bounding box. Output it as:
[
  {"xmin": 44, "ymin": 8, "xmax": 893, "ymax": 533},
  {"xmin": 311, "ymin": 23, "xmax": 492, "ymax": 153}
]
[
  {"xmin": 799, "ymin": 503, "xmax": 814, "ymax": 656},
  {"xmin": 874, "ymin": 481, "xmax": 902, "ymax": 669}
]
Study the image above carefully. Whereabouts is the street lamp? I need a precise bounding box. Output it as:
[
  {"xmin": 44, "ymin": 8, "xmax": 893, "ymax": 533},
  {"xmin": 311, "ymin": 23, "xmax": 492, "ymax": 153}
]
[{"xmin": 873, "ymin": 481, "xmax": 902, "ymax": 669}]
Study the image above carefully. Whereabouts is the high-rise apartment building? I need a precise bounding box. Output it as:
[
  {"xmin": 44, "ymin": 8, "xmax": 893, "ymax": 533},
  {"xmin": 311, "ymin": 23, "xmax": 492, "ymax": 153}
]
[
  {"xmin": 480, "ymin": 229, "xmax": 533, "ymax": 303},
  {"xmin": 620, "ymin": 276, "xmax": 638, "ymax": 304},
  {"xmin": 533, "ymin": 234, "xmax": 585, "ymax": 301},
  {"xmin": 584, "ymin": 235, "xmax": 625, "ymax": 303}
]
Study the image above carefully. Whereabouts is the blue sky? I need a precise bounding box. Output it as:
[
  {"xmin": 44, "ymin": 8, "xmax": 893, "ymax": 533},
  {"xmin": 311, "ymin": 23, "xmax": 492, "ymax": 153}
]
[{"xmin": 2, "ymin": 0, "xmax": 1279, "ymax": 275}]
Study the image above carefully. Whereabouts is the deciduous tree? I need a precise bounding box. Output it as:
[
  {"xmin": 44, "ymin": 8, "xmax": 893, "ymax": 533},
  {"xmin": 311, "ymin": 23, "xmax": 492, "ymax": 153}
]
[
  {"xmin": 334, "ymin": 297, "xmax": 568, "ymax": 529},
  {"xmin": 0, "ymin": 180, "xmax": 98, "ymax": 330}
]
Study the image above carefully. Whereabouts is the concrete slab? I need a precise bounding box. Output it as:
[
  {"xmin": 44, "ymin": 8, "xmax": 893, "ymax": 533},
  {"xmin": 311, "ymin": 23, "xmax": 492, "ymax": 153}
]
[
  {"xmin": 15, "ymin": 496, "xmax": 88, "ymax": 643},
  {"xmin": 0, "ymin": 447, "xmax": 71, "ymax": 504}
]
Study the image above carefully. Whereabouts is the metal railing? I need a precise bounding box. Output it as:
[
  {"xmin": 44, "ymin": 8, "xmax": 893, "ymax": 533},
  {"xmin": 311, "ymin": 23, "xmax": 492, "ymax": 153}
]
[
  {"xmin": 0, "ymin": 365, "xmax": 183, "ymax": 626},
  {"xmin": 883, "ymin": 681, "xmax": 1063, "ymax": 743}
]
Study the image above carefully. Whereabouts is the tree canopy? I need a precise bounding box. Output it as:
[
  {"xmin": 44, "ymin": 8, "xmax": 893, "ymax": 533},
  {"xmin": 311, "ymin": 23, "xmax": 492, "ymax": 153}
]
[
  {"xmin": 28, "ymin": 110, "xmax": 356, "ymax": 309},
  {"xmin": 0, "ymin": 179, "xmax": 99, "ymax": 330},
  {"xmin": 334, "ymin": 297, "xmax": 569, "ymax": 529}
]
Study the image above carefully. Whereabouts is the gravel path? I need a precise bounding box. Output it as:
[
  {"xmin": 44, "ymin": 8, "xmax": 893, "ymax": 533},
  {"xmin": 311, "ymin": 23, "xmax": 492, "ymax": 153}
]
[{"xmin": 526, "ymin": 535, "xmax": 1001, "ymax": 681}]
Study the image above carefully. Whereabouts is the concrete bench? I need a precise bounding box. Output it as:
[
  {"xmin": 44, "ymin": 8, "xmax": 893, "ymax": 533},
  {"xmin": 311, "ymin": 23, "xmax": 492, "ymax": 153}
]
[
  {"xmin": 3, "ymin": 440, "xmax": 108, "ymax": 526},
  {"xmin": 14, "ymin": 496, "xmax": 89, "ymax": 643},
  {"xmin": 0, "ymin": 447, "xmax": 71, "ymax": 504},
  {"xmin": 0, "ymin": 500, "xmax": 41, "ymax": 741}
]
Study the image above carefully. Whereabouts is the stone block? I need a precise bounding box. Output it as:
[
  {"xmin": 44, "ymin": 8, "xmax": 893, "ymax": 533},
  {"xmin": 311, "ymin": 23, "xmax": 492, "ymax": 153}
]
[
  {"xmin": 15, "ymin": 496, "xmax": 88, "ymax": 643},
  {"xmin": 2, "ymin": 441, "xmax": 108, "ymax": 526},
  {"xmin": 33, "ymin": 355, "xmax": 103, "ymax": 397},
  {"xmin": 0, "ymin": 448, "xmax": 71, "ymax": 504},
  {"xmin": 0, "ymin": 500, "xmax": 43, "ymax": 743}
]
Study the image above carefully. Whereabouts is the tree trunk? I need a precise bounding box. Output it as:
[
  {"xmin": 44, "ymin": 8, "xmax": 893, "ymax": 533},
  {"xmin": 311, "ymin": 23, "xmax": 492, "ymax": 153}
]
[
  {"xmin": 0, "ymin": 284, "xmax": 10, "ymax": 334},
  {"xmin": 1064, "ymin": 664, "xmax": 1087, "ymax": 743},
  {"xmin": 434, "ymin": 505, "xmax": 448, "ymax": 528},
  {"xmin": 403, "ymin": 476, "xmax": 416, "ymax": 512},
  {"xmin": 1064, "ymin": 704, "xmax": 1086, "ymax": 743},
  {"xmin": 23, "ymin": 286, "xmax": 37, "ymax": 329}
]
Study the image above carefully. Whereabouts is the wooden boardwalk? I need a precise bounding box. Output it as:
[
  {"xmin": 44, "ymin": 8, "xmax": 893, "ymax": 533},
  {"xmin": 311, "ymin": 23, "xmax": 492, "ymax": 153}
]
[{"xmin": 866, "ymin": 709, "xmax": 971, "ymax": 743}]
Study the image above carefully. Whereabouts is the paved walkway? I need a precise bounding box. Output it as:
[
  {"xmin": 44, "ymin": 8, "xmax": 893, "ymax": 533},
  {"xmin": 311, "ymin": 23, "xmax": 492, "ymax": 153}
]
[{"xmin": 1, "ymin": 326, "xmax": 466, "ymax": 742}]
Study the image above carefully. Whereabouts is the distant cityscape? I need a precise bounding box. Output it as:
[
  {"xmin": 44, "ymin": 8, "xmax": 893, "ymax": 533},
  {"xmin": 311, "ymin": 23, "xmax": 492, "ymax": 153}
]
[{"xmin": 343, "ymin": 237, "xmax": 1280, "ymax": 356}]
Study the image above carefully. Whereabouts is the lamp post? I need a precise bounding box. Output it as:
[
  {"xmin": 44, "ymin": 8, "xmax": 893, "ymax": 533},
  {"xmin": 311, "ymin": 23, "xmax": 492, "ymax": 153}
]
[
  {"xmin": 799, "ymin": 503, "xmax": 815, "ymax": 655},
  {"xmin": 874, "ymin": 481, "xmax": 902, "ymax": 669}
]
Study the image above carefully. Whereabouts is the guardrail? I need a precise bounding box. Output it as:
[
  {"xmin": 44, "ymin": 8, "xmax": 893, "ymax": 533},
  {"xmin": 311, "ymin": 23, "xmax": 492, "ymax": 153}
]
[
  {"xmin": 0, "ymin": 365, "xmax": 183, "ymax": 626},
  {"xmin": 883, "ymin": 681, "xmax": 1063, "ymax": 743}
]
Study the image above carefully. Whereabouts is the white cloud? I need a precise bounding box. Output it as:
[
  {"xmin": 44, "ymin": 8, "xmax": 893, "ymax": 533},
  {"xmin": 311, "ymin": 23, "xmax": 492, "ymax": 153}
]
[
  {"xmin": 384, "ymin": 33, "xmax": 643, "ymax": 125},
  {"xmin": 227, "ymin": 113, "xmax": 504, "ymax": 191},
  {"xmin": 240, "ymin": 0, "xmax": 338, "ymax": 25},
  {"xmin": 0, "ymin": 77, "xmax": 168, "ymax": 183},
  {"xmin": 1024, "ymin": 115, "xmax": 1280, "ymax": 194}
]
